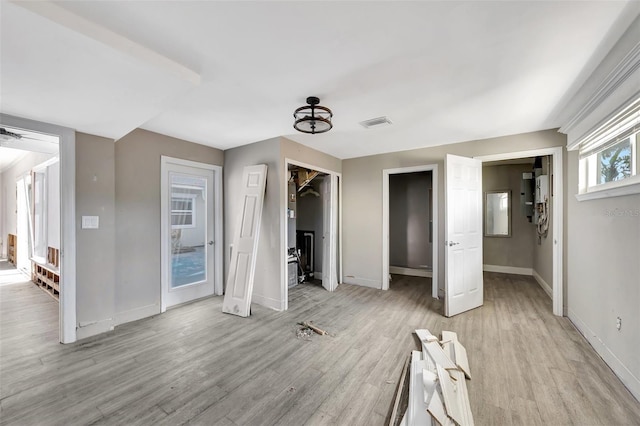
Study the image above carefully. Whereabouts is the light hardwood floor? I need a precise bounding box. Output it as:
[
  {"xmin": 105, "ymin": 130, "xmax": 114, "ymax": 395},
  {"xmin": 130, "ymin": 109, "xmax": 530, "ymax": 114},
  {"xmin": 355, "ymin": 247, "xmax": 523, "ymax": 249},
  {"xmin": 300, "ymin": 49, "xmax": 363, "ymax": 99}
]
[{"xmin": 1, "ymin": 265, "xmax": 639, "ymax": 425}]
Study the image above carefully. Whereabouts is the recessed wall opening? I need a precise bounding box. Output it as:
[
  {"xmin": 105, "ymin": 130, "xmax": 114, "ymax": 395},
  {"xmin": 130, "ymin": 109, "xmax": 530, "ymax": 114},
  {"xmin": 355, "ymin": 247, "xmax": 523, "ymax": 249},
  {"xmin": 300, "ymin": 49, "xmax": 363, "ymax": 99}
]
[
  {"xmin": 482, "ymin": 156, "xmax": 554, "ymax": 297},
  {"xmin": 382, "ymin": 164, "xmax": 439, "ymax": 298},
  {"xmin": 476, "ymin": 147, "xmax": 563, "ymax": 317},
  {"xmin": 388, "ymin": 171, "xmax": 433, "ymax": 279},
  {"xmin": 285, "ymin": 160, "xmax": 341, "ymax": 307},
  {"xmin": 1, "ymin": 124, "xmax": 61, "ymax": 341}
]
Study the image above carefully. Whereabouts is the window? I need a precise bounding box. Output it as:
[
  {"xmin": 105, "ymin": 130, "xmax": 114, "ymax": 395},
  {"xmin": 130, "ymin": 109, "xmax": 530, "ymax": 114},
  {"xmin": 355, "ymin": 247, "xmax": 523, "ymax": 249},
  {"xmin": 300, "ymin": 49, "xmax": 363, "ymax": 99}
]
[
  {"xmin": 171, "ymin": 194, "xmax": 196, "ymax": 228},
  {"xmin": 577, "ymin": 97, "xmax": 640, "ymax": 199},
  {"xmin": 596, "ymin": 137, "xmax": 633, "ymax": 184}
]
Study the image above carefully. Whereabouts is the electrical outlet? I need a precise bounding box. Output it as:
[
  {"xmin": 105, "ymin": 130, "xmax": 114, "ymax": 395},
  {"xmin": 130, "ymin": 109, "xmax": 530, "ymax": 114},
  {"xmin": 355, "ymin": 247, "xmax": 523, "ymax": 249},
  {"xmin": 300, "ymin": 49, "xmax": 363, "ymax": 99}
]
[{"xmin": 616, "ymin": 317, "xmax": 622, "ymax": 331}]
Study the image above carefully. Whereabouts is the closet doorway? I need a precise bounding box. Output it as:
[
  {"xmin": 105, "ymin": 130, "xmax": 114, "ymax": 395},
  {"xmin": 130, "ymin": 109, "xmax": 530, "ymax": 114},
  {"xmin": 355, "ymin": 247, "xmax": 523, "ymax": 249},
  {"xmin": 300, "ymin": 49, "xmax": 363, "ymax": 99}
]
[
  {"xmin": 284, "ymin": 160, "xmax": 341, "ymax": 309},
  {"xmin": 382, "ymin": 164, "xmax": 439, "ymax": 298}
]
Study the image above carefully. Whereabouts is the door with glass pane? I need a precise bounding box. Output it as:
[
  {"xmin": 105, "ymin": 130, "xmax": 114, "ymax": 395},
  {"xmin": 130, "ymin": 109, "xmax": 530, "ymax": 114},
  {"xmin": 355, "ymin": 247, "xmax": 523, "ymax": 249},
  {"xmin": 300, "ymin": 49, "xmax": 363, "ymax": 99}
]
[{"xmin": 161, "ymin": 159, "xmax": 216, "ymax": 310}]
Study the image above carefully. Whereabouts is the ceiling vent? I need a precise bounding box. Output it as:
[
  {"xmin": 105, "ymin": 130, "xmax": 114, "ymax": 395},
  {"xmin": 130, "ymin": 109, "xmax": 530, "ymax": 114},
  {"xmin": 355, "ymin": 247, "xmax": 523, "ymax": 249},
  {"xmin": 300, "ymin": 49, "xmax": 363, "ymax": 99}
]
[{"xmin": 359, "ymin": 116, "xmax": 393, "ymax": 129}]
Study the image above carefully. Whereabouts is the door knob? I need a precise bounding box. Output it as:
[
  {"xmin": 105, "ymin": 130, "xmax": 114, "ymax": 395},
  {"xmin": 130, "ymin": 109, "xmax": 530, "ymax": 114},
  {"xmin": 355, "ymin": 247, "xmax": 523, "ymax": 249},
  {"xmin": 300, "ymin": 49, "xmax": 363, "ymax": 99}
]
[
  {"xmin": 448, "ymin": 241, "xmax": 459, "ymax": 247},
  {"xmin": 208, "ymin": 241, "xmax": 214, "ymax": 245}
]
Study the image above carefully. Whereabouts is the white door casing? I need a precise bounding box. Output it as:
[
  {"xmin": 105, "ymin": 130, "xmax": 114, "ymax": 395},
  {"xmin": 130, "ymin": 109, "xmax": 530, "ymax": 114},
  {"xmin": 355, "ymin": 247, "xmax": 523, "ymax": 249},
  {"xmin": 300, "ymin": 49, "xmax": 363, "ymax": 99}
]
[
  {"xmin": 161, "ymin": 158, "xmax": 221, "ymax": 311},
  {"xmin": 445, "ymin": 154, "xmax": 483, "ymax": 317},
  {"xmin": 222, "ymin": 164, "xmax": 268, "ymax": 317}
]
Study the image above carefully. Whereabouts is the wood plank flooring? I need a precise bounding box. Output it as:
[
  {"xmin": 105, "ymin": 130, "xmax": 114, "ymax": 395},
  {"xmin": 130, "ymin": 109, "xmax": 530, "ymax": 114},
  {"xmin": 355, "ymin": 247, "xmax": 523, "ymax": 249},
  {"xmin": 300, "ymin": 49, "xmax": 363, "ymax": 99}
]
[{"xmin": 1, "ymin": 267, "xmax": 639, "ymax": 425}]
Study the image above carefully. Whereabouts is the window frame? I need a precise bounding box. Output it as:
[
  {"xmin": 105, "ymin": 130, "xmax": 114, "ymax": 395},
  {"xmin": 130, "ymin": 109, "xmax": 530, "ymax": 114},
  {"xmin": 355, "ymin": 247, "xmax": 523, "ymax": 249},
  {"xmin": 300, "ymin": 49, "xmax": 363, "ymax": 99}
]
[
  {"xmin": 576, "ymin": 98, "xmax": 640, "ymax": 201},
  {"xmin": 170, "ymin": 193, "xmax": 197, "ymax": 229}
]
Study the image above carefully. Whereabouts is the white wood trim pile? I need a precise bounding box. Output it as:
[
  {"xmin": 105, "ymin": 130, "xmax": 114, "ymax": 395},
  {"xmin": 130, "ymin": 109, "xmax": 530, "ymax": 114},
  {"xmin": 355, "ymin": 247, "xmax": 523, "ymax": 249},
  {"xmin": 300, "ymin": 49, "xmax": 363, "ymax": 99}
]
[{"xmin": 401, "ymin": 329, "xmax": 474, "ymax": 426}]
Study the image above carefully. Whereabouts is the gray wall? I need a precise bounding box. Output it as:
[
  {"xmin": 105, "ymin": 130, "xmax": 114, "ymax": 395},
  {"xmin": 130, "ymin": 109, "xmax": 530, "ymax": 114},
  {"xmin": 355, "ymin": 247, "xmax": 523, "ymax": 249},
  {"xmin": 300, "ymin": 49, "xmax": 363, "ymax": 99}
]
[
  {"xmin": 389, "ymin": 171, "xmax": 432, "ymax": 269},
  {"xmin": 342, "ymin": 129, "xmax": 566, "ymax": 291},
  {"xmin": 75, "ymin": 132, "xmax": 116, "ymax": 339},
  {"xmin": 114, "ymin": 129, "xmax": 223, "ymax": 324},
  {"xmin": 296, "ymin": 175, "xmax": 325, "ymax": 274},
  {"xmin": 482, "ymin": 164, "xmax": 535, "ymax": 269},
  {"xmin": 562, "ymin": 13, "xmax": 640, "ymax": 399},
  {"xmin": 224, "ymin": 137, "xmax": 341, "ymax": 311},
  {"xmin": 224, "ymin": 137, "xmax": 282, "ymax": 309},
  {"xmin": 567, "ymin": 150, "xmax": 640, "ymax": 398}
]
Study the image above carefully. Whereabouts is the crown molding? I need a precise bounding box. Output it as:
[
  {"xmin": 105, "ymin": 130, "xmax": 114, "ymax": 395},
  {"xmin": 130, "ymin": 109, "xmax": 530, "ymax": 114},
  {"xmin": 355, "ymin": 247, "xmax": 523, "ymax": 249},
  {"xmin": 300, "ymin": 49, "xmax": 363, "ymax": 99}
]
[{"xmin": 560, "ymin": 41, "xmax": 640, "ymax": 137}]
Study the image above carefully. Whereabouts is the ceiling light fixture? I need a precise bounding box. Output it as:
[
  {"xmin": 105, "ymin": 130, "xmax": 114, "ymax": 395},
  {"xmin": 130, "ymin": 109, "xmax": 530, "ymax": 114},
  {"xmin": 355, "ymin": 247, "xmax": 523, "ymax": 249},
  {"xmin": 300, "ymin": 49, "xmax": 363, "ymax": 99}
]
[{"xmin": 293, "ymin": 96, "xmax": 333, "ymax": 134}]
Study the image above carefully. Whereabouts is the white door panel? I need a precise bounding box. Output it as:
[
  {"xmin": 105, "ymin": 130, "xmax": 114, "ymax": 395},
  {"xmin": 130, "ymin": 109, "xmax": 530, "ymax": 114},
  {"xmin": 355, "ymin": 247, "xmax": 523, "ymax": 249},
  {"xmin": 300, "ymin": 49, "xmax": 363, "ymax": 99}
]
[
  {"xmin": 445, "ymin": 154, "xmax": 483, "ymax": 317},
  {"xmin": 223, "ymin": 164, "xmax": 267, "ymax": 317},
  {"xmin": 161, "ymin": 160, "xmax": 217, "ymax": 310},
  {"xmin": 321, "ymin": 175, "xmax": 339, "ymax": 292}
]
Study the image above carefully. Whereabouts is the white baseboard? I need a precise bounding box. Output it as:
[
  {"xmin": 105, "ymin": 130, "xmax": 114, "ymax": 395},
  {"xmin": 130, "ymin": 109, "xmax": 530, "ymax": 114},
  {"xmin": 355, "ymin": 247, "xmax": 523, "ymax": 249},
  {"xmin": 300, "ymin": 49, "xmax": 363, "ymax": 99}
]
[
  {"xmin": 532, "ymin": 270, "xmax": 552, "ymax": 299},
  {"xmin": 483, "ymin": 264, "xmax": 533, "ymax": 276},
  {"xmin": 76, "ymin": 318, "xmax": 114, "ymax": 340},
  {"xmin": 343, "ymin": 275, "xmax": 381, "ymax": 289},
  {"xmin": 568, "ymin": 308, "xmax": 640, "ymax": 401},
  {"xmin": 251, "ymin": 292, "xmax": 282, "ymax": 311},
  {"xmin": 389, "ymin": 266, "xmax": 432, "ymax": 278},
  {"xmin": 114, "ymin": 303, "xmax": 160, "ymax": 326}
]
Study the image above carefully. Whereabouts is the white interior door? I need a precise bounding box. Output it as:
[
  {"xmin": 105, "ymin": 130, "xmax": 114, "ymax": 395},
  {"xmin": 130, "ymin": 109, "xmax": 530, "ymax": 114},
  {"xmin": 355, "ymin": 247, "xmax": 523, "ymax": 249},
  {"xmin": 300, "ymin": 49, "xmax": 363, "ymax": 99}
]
[
  {"xmin": 161, "ymin": 161, "xmax": 215, "ymax": 310},
  {"xmin": 321, "ymin": 176, "xmax": 338, "ymax": 291},
  {"xmin": 223, "ymin": 164, "xmax": 267, "ymax": 317},
  {"xmin": 444, "ymin": 154, "xmax": 483, "ymax": 317}
]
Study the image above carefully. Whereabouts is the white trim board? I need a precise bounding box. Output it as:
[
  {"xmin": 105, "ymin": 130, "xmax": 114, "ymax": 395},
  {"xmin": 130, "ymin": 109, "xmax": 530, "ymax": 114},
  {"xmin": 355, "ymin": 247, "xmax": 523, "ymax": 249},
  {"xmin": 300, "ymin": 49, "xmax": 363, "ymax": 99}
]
[
  {"xmin": 114, "ymin": 303, "xmax": 160, "ymax": 326},
  {"xmin": 532, "ymin": 270, "xmax": 552, "ymax": 299},
  {"xmin": 382, "ymin": 164, "xmax": 438, "ymax": 298},
  {"xmin": 482, "ymin": 265, "xmax": 552, "ymax": 299},
  {"xmin": 342, "ymin": 276, "xmax": 380, "ymax": 289},
  {"xmin": 475, "ymin": 146, "xmax": 564, "ymax": 317},
  {"xmin": 251, "ymin": 293, "xmax": 281, "ymax": 311},
  {"xmin": 483, "ymin": 265, "xmax": 533, "ymax": 276},
  {"xmin": 568, "ymin": 308, "xmax": 640, "ymax": 402},
  {"xmin": 389, "ymin": 266, "xmax": 433, "ymax": 278},
  {"xmin": 1, "ymin": 113, "xmax": 76, "ymax": 344}
]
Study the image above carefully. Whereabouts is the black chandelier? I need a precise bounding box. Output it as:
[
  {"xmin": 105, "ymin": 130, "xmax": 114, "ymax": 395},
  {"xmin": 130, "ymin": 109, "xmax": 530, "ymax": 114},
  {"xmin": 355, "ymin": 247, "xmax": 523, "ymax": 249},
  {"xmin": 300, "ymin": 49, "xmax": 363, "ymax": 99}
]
[{"xmin": 293, "ymin": 96, "xmax": 333, "ymax": 134}]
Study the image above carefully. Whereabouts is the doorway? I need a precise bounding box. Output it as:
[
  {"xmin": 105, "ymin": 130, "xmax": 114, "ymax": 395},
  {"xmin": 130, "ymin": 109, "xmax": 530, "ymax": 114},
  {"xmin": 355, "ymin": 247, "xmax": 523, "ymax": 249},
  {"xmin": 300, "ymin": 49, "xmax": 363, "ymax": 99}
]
[
  {"xmin": 0, "ymin": 119, "xmax": 69, "ymax": 341},
  {"xmin": 475, "ymin": 147, "xmax": 564, "ymax": 316},
  {"xmin": 283, "ymin": 159, "xmax": 341, "ymax": 310},
  {"xmin": 382, "ymin": 164, "xmax": 439, "ymax": 298},
  {"xmin": 160, "ymin": 156, "xmax": 223, "ymax": 311}
]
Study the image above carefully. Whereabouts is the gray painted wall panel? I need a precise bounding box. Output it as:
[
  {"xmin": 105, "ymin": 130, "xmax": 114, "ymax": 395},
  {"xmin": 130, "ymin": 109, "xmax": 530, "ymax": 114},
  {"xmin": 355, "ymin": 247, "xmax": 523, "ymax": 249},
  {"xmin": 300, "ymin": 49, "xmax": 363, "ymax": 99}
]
[
  {"xmin": 114, "ymin": 129, "xmax": 223, "ymax": 322},
  {"xmin": 75, "ymin": 132, "xmax": 116, "ymax": 337},
  {"xmin": 482, "ymin": 164, "xmax": 536, "ymax": 269},
  {"xmin": 342, "ymin": 129, "xmax": 566, "ymax": 292},
  {"xmin": 224, "ymin": 138, "xmax": 282, "ymax": 309},
  {"xmin": 389, "ymin": 171, "xmax": 432, "ymax": 269},
  {"xmin": 296, "ymin": 175, "xmax": 325, "ymax": 273}
]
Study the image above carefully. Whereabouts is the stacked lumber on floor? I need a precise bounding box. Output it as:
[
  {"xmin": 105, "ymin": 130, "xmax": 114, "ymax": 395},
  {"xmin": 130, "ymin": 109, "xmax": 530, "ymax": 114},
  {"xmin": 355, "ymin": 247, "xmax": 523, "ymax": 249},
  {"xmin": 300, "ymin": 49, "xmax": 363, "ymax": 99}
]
[{"xmin": 400, "ymin": 329, "xmax": 473, "ymax": 426}]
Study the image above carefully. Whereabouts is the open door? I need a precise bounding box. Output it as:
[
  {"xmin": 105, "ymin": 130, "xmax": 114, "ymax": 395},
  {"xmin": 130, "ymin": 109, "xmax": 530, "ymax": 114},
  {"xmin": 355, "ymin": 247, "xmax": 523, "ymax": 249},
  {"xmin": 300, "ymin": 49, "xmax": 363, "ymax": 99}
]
[
  {"xmin": 223, "ymin": 164, "xmax": 268, "ymax": 317},
  {"xmin": 444, "ymin": 154, "xmax": 483, "ymax": 317},
  {"xmin": 321, "ymin": 175, "xmax": 338, "ymax": 291}
]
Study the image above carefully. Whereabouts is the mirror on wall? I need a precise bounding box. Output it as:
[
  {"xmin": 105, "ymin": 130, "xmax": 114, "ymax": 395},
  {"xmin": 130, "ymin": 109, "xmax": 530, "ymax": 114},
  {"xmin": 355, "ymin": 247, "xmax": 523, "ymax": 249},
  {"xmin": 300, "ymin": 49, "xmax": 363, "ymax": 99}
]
[{"xmin": 485, "ymin": 190, "xmax": 511, "ymax": 237}]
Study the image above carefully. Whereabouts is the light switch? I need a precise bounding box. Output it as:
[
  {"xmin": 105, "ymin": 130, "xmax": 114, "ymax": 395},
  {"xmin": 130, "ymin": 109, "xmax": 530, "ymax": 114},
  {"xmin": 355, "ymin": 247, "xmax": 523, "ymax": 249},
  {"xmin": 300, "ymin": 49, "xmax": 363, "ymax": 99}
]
[{"xmin": 82, "ymin": 216, "xmax": 99, "ymax": 229}]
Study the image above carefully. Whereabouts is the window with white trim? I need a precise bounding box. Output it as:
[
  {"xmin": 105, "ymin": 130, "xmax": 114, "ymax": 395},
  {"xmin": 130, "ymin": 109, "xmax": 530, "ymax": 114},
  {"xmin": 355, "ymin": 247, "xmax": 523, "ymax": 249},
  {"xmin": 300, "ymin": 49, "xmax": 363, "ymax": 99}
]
[
  {"xmin": 171, "ymin": 194, "xmax": 196, "ymax": 228},
  {"xmin": 577, "ymin": 97, "xmax": 640, "ymax": 197}
]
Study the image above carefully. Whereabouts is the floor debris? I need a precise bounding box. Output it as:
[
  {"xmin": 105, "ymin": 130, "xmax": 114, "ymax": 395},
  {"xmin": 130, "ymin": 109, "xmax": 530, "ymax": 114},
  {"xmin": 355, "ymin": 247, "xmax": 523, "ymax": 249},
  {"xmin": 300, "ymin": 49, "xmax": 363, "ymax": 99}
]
[
  {"xmin": 296, "ymin": 327, "xmax": 314, "ymax": 340},
  {"xmin": 298, "ymin": 321, "xmax": 328, "ymax": 335},
  {"xmin": 392, "ymin": 329, "xmax": 474, "ymax": 426}
]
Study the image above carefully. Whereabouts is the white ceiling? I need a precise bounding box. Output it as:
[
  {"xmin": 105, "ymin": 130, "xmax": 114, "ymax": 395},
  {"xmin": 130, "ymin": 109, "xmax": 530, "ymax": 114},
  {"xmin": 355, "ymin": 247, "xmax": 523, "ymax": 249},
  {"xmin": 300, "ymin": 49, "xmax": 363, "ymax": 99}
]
[{"xmin": 1, "ymin": 1, "xmax": 638, "ymax": 159}]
